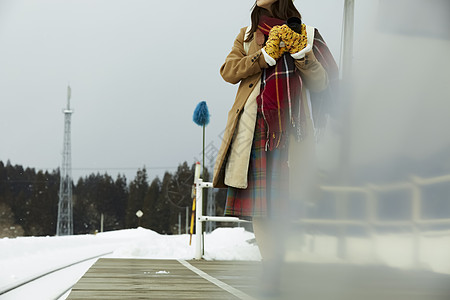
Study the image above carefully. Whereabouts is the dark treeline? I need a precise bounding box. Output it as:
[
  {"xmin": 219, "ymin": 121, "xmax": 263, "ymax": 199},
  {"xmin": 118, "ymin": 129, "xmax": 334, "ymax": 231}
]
[{"xmin": 0, "ymin": 160, "xmax": 226, "ymax": 237}]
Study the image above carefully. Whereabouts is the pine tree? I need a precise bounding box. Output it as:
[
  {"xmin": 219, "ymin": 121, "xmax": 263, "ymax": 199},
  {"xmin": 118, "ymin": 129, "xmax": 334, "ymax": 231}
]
[
  {"xmin": 154, "ymin": 162, "xmax": 196, "ymax": 234},
  {"xmin": 45, "ymin": 169, "xmax": 60, "ymax": 235},
  {"xmin": 125, "ymin": 168, "xmax": 149, "ymax": 228},
  {"xmin": 0, "ymin": 161, "xmax": 7, "ymax": 199},
  {"xmin": 28, "ymin": 171, "xmax": 49, "ymax": 235},
  {"xmin": 0, "ymin": 159, "xmax": 227, "ymax": 236},
  {"xmin": 156, "ymin": 172, "xmax": 173, "ymax": 234},
  {"xmin": 0, "ymin": 202, "xmax": 24, "ymax": 237},
  {"xmin": 73, "ymin": 175, "xmax": 101, "ymax": 234},
  {"xmin": 96, "ymin": 173, "xmax": 119, "ymax": 231},
  {"xmin": 110, "ymin": 174, "xmax": 128, "ymax": 229},
  {"xmin": 142, "ymin": 177, "xmax": 161, "ymax": 231}
]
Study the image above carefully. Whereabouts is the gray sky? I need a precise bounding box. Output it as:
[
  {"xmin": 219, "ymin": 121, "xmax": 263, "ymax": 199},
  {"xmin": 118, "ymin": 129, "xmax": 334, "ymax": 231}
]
[{"xmin": 0, "ymin": 0, "xmax": 349, "ymax": 181}]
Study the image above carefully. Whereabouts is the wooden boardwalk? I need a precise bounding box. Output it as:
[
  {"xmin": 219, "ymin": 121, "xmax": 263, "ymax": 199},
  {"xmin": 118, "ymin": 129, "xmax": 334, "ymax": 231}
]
[
  {"xmin": 67, "ymin": 258, "xmax": 450, "ymax": 300},
  {"xmin": 67, "ymin": 258, "xmax": 261, "ymax": 299}
]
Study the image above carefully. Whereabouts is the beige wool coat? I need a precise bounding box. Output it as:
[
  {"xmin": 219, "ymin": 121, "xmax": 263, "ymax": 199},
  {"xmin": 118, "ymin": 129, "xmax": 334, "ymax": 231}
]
[{"xmin": 213, "ymin": 25, "xmax": 328, "ymax": 189}]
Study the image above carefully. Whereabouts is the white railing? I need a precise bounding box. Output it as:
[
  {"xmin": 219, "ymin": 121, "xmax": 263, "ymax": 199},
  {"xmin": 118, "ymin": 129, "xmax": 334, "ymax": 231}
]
[
  {"xmin": 193, "ymin": 163, "xmax": 250, "ymax": 259},
  {"xmin": 302, "ymin": 174, "xmax": 450, "ymax": 267},
  {"xmin": 194, "ymin": 168, "xmax": 450, "ymax": 262}
]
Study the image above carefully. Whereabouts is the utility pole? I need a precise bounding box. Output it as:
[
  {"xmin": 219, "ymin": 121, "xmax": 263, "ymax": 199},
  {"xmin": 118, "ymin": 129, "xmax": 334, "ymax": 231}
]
[
  {"xmin": 56, "ymin": 85, "xmax": 74, "ymax": 236},
  {"xmin": 341, "ymin": 0, "xmax": 355, "ymax": 81},
  {"xmin": 336, "ymin": 0, "xmax": 355, "ymax": 259}
]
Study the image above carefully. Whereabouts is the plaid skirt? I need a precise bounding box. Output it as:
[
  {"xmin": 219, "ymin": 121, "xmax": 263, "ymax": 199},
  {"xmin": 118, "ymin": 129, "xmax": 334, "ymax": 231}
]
[{"xmin": 225, "ymin": 111, "xmax": 289, "ymax": 218}]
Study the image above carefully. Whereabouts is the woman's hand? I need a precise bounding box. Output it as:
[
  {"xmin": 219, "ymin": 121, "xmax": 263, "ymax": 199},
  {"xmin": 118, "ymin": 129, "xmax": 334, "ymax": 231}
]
[
  {"xmin": 263, "ymin": 26, "xmax": 286, "ymax": 61},
  {"xmin": 262, "ymin": 24, "xmax": 311, "ymax": 65},
  {"xmin": 278, "ymin": 24, "xmax": 308, "ymax": 54}
]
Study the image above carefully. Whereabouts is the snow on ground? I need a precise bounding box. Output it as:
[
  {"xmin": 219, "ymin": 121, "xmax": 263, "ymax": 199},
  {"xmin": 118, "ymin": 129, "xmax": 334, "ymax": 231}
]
[
  {"xmin": 0, "ymin": 227, "xmax": 261, "ymax": 296},
  {"xmin": 110, "ymin": 227, "xmax": 260, "ymax": 261},
  {"xmin": 1, "ymin": 226, "xmax": 450, "ymax": 298}
]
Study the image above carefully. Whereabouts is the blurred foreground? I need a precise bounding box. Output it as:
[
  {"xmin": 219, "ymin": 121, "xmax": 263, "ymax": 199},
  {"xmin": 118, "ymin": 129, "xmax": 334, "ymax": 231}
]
[{"xmin": 259, "ymin": 1, "xmax": 450, "ymax": 299}]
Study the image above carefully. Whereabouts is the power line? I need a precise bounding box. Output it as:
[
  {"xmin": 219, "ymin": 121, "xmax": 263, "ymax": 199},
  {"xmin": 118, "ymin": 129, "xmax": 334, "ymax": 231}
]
[
  {"xmin": 32, "ymin": 166, "xmax": 179, "ymax": 171},
  {"xmin": 72, "ymin": 167, "xmax": 178, "ymax": 171}
]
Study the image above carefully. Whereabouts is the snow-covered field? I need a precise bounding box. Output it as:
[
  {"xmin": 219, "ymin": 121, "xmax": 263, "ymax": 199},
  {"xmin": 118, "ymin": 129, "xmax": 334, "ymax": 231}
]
[
  {"xmin": 1, "ymin": 227, "xmax": 450, "ymax": 299},
  {"xmin": 0, "ymin": 227, "xmax": 260, "ymax": 299}
]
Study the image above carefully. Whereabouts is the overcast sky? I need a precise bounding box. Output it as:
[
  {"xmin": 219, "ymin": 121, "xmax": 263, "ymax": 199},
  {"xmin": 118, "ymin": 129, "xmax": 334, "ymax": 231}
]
[
  {"xmin": 2, "ymin": 0, "xmax": 449, "ymax": 185},
  {"xmin": 0, "ymin": 0, "xmax": 356, "ymax": 182}
]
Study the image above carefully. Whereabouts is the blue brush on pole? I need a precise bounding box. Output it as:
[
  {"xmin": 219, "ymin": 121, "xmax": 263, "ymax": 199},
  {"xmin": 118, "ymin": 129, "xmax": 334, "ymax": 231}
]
[
  {"xmin": 193, "ymin": 101, "xmax": 210, "ymax": 256},
  {"xmin": 193, "ymin": 101, "xmax": 210, "ymax": 178}
]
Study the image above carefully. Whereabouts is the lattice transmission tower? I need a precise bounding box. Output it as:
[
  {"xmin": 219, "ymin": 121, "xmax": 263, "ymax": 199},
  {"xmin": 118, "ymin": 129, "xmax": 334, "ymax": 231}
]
[{"xmin": 56, "ymin": 85, "xmax": 74, "ymax": 236}]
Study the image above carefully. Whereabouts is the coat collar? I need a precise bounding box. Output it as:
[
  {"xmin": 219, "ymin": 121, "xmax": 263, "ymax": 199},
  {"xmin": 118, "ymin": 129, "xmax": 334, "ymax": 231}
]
[{"xmin": 244, "ymin": 26, "xmax": 264, "ymax": 55}]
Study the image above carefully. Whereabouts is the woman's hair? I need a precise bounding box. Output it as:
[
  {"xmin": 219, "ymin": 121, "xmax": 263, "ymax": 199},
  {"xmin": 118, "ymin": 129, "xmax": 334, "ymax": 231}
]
[{"xmin": 245, "ymin": 0, "xmax": 301, "ymax": 42}]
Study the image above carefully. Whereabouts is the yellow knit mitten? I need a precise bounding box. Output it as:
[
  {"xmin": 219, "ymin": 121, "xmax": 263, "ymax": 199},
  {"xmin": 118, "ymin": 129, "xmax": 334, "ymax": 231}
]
[
  {"xmin": 263, "ymin": 25, "xmax": 287, "ymax": 60},
  {"xmin": 278, "ymin": 24, "xmax": 308, "ymax": 54}
]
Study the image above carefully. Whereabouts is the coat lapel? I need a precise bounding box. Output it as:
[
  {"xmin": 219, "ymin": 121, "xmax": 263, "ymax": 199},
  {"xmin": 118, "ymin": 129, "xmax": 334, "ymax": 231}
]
[{"xmin": 244, "ymin": 27, "xmax": 264, "ymax": 55}]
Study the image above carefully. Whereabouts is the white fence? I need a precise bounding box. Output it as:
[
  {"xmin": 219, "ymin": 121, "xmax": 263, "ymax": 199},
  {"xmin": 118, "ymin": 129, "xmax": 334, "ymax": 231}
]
[
  {"xmin": 304, "ymin": 174, "xmax": 450, "ymax": 266},
  {"xmin": 193, "ymin": 163, "xmax": 250, "ymax": 259},
  {"xmin": 194, "ymin": 173, "xmax": 450, "ymax": 262}
]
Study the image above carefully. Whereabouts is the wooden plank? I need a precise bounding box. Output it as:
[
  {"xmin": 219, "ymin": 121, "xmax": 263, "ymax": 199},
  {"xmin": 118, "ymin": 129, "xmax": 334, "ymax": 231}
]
[
  {"xmin": 68, "ymin": 290, "xmax": 235, "ymax": 300},
  {"xmin": 67, "ymin": 258, "xmax": 251, "ymax": 299},
  {"xmin": 189, "ymin": 260, "xmax": 260, "ymax": 294},
  {"xmin": 68, "ymin": 258, "xmax": 450, "ymax": 300}
]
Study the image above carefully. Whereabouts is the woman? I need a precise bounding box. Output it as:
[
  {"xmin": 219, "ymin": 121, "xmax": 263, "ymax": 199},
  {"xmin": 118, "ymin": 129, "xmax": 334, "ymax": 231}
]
[{"xmin": 213, "ymin": 0, "xmax": 338, "ymax": 263}]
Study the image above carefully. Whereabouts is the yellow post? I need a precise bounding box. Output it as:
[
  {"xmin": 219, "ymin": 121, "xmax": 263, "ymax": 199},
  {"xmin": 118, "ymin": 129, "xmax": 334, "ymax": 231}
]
[{"xmin": 189, "ymin": 194, "xmax": 196, "ymax": 245}]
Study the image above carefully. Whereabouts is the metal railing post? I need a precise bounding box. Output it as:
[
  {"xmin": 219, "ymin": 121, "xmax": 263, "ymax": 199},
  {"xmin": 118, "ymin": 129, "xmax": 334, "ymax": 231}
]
[
  {"xmin": 195, "ymin": 178, "xmax": 204, "ymax": 260},
  {"xmin": 411, "ymin": 177, "xmax": 422, "ymax": 268},
  {"xmin": 366, "ymin": 185, "xmax": 378, "ymax": 262}
]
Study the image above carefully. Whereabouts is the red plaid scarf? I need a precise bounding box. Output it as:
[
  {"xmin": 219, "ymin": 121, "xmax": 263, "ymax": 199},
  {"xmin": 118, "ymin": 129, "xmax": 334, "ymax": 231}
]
[{"xmin": 256, "ymin": 15, "xmax": 339, "ymax": 151}]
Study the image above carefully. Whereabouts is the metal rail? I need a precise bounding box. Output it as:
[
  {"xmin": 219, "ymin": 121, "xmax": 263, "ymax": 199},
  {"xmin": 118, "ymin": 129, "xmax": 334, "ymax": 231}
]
[
  {"xmin": 304, "ymin": 174, "xmax": 450, "ymax": 267},
  {"xmin": 314, "ymin": 174, "xmax": 450, "ymax": 227},
  {"xmin": 194, "ymin": 178, "xmax": 251, "ymax": 259},
  {"xmin": 194, "ymin": 165, "xmax": 450, "ymax": 263}
]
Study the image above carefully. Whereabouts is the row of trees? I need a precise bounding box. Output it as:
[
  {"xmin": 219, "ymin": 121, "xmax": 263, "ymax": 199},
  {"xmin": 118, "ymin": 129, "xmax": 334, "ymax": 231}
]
[{"xmin": 0, "ymin": 160, "xmax": 227, "ymax": 237}]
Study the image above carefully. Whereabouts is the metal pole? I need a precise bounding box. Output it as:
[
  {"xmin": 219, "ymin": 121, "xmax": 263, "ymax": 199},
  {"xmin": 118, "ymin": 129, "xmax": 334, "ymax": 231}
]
[
  {"xmin": 336, "ymin": 0, "xmax": 355, "ymax": 260},
  {"xmin": 410, "ymin": 179, "xmax": 421, "ymax": 268},
  {"xmin": 202, "ymin": 125, "xmax": 205, "ymax": 177},
  {"xmin": 195, "ymin": 178, "xmax": 203, "ymax": 259},
  {"xmin": 186, "ymin": 206, "xmax": 189, "ymax": 234},
  {"xmin": 178, "ymin": 212, "xmax": 181, "ymax": 235},
  {"xmin": 100, "ymin": 213, "xmax": 104, "ymax": 233},
  {"xmin": 341, "ymin": 0, "xmax": 355, "ymax": 81}
]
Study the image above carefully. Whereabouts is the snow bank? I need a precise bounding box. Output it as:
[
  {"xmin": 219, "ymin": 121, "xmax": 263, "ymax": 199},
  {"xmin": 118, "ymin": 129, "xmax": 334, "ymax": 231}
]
[
  {"xmin": 109, "ymin": 227, "xmax": 262, "ymax": 261},
  {"xmin": 1, "ymin": 226, "xmax": 450, "ymax": 297}
]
